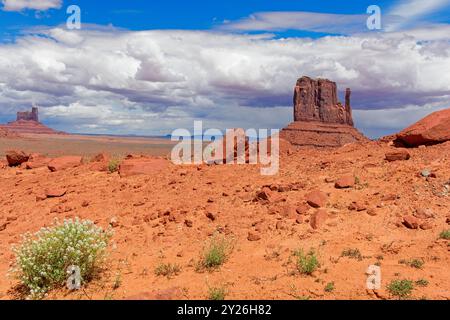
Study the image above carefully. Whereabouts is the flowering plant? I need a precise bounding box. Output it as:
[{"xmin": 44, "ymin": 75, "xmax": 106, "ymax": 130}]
[{"xmin": 10, "ymin": 218, "xmax": 113, "ymax": 299}]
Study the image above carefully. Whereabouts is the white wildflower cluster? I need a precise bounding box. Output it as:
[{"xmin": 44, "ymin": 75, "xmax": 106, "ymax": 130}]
[{"xmin": 11, "ymin": 218, "xmax": 113, "ymax": 299}]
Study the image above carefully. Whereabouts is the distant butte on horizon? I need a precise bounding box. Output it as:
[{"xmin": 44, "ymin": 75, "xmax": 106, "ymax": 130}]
[
  {"xmin": 0, "ymin": 106, "xmax": 64, "ymax": 135},
  {"xmin": 280, "ymin": 76, "xmax": 368, "ymax": 148}
]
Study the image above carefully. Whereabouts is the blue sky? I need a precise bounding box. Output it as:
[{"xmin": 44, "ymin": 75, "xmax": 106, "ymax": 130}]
[{"xmin": 0, "ymin": 0, "xmax": 450, "ymax": 138}]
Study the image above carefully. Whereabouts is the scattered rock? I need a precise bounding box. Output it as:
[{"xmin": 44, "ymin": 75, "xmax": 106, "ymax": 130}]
[
  {"xmin": 403, "ymin": 215, "xmax": 420, "ymax": 229},
  {"xmin": 109, "ymin": 217, "xmax": 120, "ymax": 228},
  {"xmin": 205, "ymin": 211, "xmax": 216, "ymax": 221},
  {"xmin": 414, "ymin": 208, "xmax": 434, "ymax": 219},
  {"xmin": 184, "ymin": 219, "xmax": 193, "ymax": 228},
  {"xmin": 305, "ymin": 190, "xmax": 327, "ymax": 208},
  {"xmin": 256, "ymin": 187, "xmax": 283, "ymax": 204},
  {"xmin": 367, "ymin": 208, "xmax": 377, "ymax": 216},
  {"xmin": 26, "ymin": 153, "xmax": 51, "ymax": 169},
  {"xmin": 348, "ymin": 201, "xmax": 367, "ymax": 212},
  {"xmin": 335, "ymin": 176, "xmax": 355, "ymax": 189},
  {"xmin": 48, "ymin": 156, "xmax": 82, "ymax": 172},
  {"xmin": 81, "ymin": 200, "xmax": 90, "ymax": 207},
  {"xmin": 310, "ymin": 209, "xmax": 328, "ymax": 229},
  {"xmin": 248, "ymin": 231, "xmax": 261, "ymax": 241},
  {"xmin": 45, "ymin": 188, "xmax": 67, "ymax": 198},
  {"xmin": 6, "ymin": 150, "xmax": 29, "ymax": 167},
  {"xmin": 420, "ymin": 222, "xmax": 433, "ymax": 230},
  {"xmin": 385, "ymin": 150, "xmax": 410, "ymax": 162},
  {"xmin": 296, "ymin": 203, "xmax": 310, "ymax": 215}
]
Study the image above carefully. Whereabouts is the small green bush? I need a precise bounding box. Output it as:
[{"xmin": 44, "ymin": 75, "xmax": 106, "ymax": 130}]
[
  {"xmin": 415, "ymin": 279, "xmax": 429, "ymax": 287},
  {"xmin": 208, "ymin": 286, "xmax": 226, "ymax": 300},
  {"xmin": 324, "ymin": 282, "xmax": 335, "ymax": 292},
  {"xmin": 11, "ymin": 218, "xmax": 112, "ymax": 299},
  {"xmin": 198, "ymin": 235, "xmax": 232, "ymax": 271},
  {"xmin": 154, "ymin": 263, "xmax": 181, "ymax": 278},
  {"xmin": 399, "ymin": 258, "xmax": 424, "ymax": 269},
  {"xmin": 294, "ymin": 249, "xmax": 320, "ymax": 275},
  {"xmin": 108, "ymin": 159, "xmax": 121, "ymax": 173},
  {"xmin": 341, "ymin": 248, "xmax": 363, "ymax": 261},
  {"xmin": 439, "ymin": 230, "xmax": 450, "ymax": 240},
  {"xmin": 387, "ymin": 279, "xmax": 414, "ymax": 299}
]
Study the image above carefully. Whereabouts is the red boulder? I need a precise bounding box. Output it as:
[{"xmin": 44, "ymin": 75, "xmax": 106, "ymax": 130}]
[{"xmin": 394, "ymin": 108, "xmax": 450, "ymax": 147}]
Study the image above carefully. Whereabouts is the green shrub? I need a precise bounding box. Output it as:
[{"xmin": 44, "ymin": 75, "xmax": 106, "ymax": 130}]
[
  {"xmin": 154, "ymin": 263, "xmax": 181, "ymax": 278},
  {"xmin": 387, "ymin": 279, "xmax": 414, "ymax": 299},
  {"xmin": 415, "ymin": 279, "xmax": 429, "ymax": 287},
  {"xmin": 399, "ymin": 258, "xmax": 424, "ymax": 269},
  {"xmin": 324, "ymin": 282, "xmax": 335, "ymax": 292},
  {"xmin": 208, "ymin": 286, "xmax": 226, "ymax": 300},
  {"xmin": 294, "ymin": 249, "xmax": 320, "ymax": 275},
  {"xmin": 11, "ymin": 218, "xmax": 112, "ymax": 299},
  {"xmin": 108, "ymin": 159, "xmax": 120, "ymax": 173},
  {"xmin": 341, "ymin": 248, "xmax": 363, "ymax": 261},
  {"xmin": 439, "ymin": 230, "xmax": 450, "ymax": 240},
  {"xmin": 198, "ymin": 235, "xmax": 232, "ymax": 271}
]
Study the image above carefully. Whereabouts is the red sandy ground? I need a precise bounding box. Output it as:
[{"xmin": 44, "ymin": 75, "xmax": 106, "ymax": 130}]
[{"xmin": 0, "ymin": 136, "xmax": 449, "ymax": 300}]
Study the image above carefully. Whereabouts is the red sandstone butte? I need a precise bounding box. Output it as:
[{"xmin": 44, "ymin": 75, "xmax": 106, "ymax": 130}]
[
  {"xmin": 0, "ymin": 106, "xmax": 64, "ymax": 135},
  {"xmin": 280, "ymin": 76, "xmax": 367, "ymax": 148},
  {"xmin": 394, "ymin": 108, "xmax": 450, "ymax": 147}
]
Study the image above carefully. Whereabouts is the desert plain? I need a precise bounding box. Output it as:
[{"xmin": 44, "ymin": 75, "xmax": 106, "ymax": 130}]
[{"xmin": 0, "ymin": 128, "xmax": 449, "ymax": 300}]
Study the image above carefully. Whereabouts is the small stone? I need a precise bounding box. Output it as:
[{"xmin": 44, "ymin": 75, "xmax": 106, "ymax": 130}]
[
  {"xmin": 420, "ymin": 222, "xmax": 433, "ymax": 230},
  {"xmin": 305, "ymin": 190, "xmax": 327, "ymax": 208},
  {"xmin": 335, "ymin": 176, "xmax": 355, "ymax": 189},
  {"xmin": 81, "ymin": 200, "xmax": 90, "ymax": 207},
  {"xmin": 296, "ymin": 203, "xmax": 310, "ymax": 215},
  {"xmin": 205, "ymin": 211, "xmax": 216, "ymax": 221},
  {"xmin": 310, "ymin": 209, "xmax": 328, "ymax": 229},
  {"xmin": 367, "ymin": 208, "xmax": 377, "ymax": 216},
  {"xmin": 184, "ymin": 219, "xmax": 193, "ymax": 227},
  {"xmin": 247, "ymin": 231, "xmax": 261, "ymax": 241},
  {"xmin": 109, "ymin": 217, "xmax": 119, "ymax": 228},
  {"xmin": 403, "ymin": 215, "xmax": 419, "ymax": 229},
  {"xmin": 45, "ymin": 188, "xmax": 67, "ymax": 198},
  {"xmin": 385, "ymin": 150, "xmax": 410, "ymax": 162}
]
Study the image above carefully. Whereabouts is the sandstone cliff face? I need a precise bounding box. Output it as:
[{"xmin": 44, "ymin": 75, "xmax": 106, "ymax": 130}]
[
  {"xmin": 281, "ymin": 76, "xmax": 366, "ymax": 148},
  {"xmin": 293, "ymin": 76, "xmax": 354, "ymax": 126}
]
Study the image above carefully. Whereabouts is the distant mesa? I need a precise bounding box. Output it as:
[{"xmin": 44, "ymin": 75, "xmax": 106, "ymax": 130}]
[
  {"xmin": 0, "ymin": 105, "xmax": 65, "ymax": 135},
  {"xmin": 280, "ymin": 76, "xmax": 368, "ymax": 147}
]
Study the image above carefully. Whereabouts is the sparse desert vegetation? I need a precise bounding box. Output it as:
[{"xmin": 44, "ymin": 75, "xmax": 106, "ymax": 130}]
[{"xmin": 10, "ymin": 218, "xmax": 112, "ymax": 299}]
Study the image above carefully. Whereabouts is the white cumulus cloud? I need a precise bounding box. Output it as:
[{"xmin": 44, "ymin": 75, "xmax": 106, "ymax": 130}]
[
  {"xmin": 0, "ymin": 26, "xmax": 449, "ymax": 138},
  {"xmin": 2, "ymin": 0, "xmax": 62, "ymax": 11}
]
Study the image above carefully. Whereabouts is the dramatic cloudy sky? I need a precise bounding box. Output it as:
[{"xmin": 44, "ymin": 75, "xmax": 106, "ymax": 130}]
[{"xmin": 0, "ymin": 0, "xmax": 450, "ymax": 138}]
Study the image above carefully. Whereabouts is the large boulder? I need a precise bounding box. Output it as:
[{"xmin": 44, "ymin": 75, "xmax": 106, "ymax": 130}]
[
  {"xmin": 48, "ymin": 156, "xmax": 82, "ymax": 172},
  {"xmin": 119, "ymin": 156, "xmax": 169, "ymax": 178},
  {"xmin": 394, "ymin": 108, "xmax": 450, "ymax": 147},
  {"xmin": 6, "ymin": 150, "xmax": 29, "ymax": 166}
]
